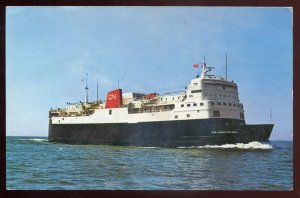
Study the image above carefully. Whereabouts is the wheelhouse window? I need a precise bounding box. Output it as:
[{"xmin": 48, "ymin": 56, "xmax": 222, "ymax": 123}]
[
  {"xmin": 193, "ymin": 103, "xmax": 197, "ymax": 106},
  {"xmin": 200, "ymin": 103, "xmax": 204, "ymax": 106},
  {"xmin": 187, "ymin": 104, "xmax": 191, "ymax": 107},
  {"xmin": 213, "ymin": 110, "xmax": 220, "ymax": 117}
]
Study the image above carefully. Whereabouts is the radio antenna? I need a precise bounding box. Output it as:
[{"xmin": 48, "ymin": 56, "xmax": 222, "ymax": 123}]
[
  {"xmin": 226, "ymin": 53, "xmax": 228, "ymax": 80},
  {"xmin": 85, "ymin": 73, "xmax": 88, "ymax": 104}
]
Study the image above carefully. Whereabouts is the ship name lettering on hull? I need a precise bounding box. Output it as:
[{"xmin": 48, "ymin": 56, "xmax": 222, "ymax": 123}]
[{"xmin": 211, "ymin": 131, "xmax": 239, "ymax": 134}]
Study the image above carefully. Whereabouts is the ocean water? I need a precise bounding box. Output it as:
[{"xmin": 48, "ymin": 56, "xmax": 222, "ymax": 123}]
[{"xmin": 6, "ymin": 136, "xmax": 292, "ymax": 190}]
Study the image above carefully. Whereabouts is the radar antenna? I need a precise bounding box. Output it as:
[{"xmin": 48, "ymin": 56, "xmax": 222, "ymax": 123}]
[{"xmin": 200, "ymin": 56, "xmax": 214, "ymax": 78}]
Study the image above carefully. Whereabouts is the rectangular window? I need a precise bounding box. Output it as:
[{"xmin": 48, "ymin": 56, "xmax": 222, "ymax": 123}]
[
  {"xmin": 229, "ymin": 103, "xmax": 232, "ymax": 106},
  {"xmin": 213, "ymin": 110, "xmax": 220, "ymax": 117},
  {"xmin": 109, "ymin": 110, "xmax": 112, "ymax": 115},
  {"xmin": 181, "ymin": 104, "xmax": 184, "ymax": 107},
  {"xmin": 193, "ymin": 103, "xmax": 197, "ymax": 106},
  {"xmin": 175, "ymin": 115, "xmax": 178, "ymax": 119},
  {"xmin": 191, "ymin": 90, "xmax": 202, "ymax": 93},
  {"xmin": 211, "ymin": 102, "xmax": 215, "ymax": 105},
  {"xmin": 200, "ymin": 103, "xmax": 204, "ymax": 106},
  {"xmin": 189, "ymin": 95, "xmax": 193, "ymax": 98},
  {"xmin": 233, "ymin": 104, "xmax": 236, "ymax": 107},
  {"xmin": 187, "ymin": 104, "xmax": 191, "ymax": 107},
  {"xmin": 186, "ymin": 114, "xmax": 190, "ymax": 118},
  {"xmin": 223, "ymin": 103, "xmax": 227, "ymax": 106},
  {"xmin": 217, "ymin": 102, "xmax": 221, "ymax": 105}
]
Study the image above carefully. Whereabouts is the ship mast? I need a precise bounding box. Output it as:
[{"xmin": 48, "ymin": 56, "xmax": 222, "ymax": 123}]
[
  {"xmin": 226, "ymin": 53, "xmax": 228, "ymax": 80},
  {"xmin": 97, "ymin": 79, "xmax": 99, "ymax": 101},
  {"xmin": 85, "ymin": 73, "xmax": 88, "ymax": 104},
  {"xmin": 200, "ymin": 56, "xmax": 214, "ymax": 78}
]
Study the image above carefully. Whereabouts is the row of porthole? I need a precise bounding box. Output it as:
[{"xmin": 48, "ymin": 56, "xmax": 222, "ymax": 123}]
[
  {"xmin": 161, "ymin": 96, "xmax": 182, "ymax": 101},
  {"xmin": 174, "ymin": 109, "xmax": 203, "ymax": 119},
  {"xmin": 57, "ymin": 117, "xmax": 78, "ymax": 123},
  {"xmin": 180, "ymin": 103, "xmax": 204, "ymax": 108},
  {"xmin": 204, "ymin": 82, "xmax": 237, "ymax": 89},
  {"xmin": 204, "ymin": 93, "xmax": 238, "ymax": 100},
  {"xmin": 174, "ymin": 114, "xmax": 190, "ymax": 119},
  {"xmin": 211, "ymin": 102, "xmax": 243, "ymax": 108}
]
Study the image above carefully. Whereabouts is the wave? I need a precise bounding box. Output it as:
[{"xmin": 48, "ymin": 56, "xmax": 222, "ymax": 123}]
[
  {"xmin": 177, "ymin": 141, "xmax": 272, "ymax": 150},
  {"xmin": 26, "ymin": 138, "xmax": 48, "ymax": 142},
  {"xmin": 130, "ymin": 146, "xmax": 159, "ymax": 149}
]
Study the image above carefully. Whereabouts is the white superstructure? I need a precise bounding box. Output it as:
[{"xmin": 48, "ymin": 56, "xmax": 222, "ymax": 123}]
[{"xmin": 49, "ymin": 63, "xmax": 245, "ymax": 125}]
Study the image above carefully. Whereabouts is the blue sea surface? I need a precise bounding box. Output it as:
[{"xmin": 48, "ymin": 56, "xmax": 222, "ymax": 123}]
[{"xmin": 6, "ymin": 136, "xmax": 292, "ymax": 190}]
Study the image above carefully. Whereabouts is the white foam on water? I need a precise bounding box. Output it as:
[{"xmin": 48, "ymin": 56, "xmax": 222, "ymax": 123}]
[
  {"xmin": 177, "ymin": 141, "xmax": 272, "ymax": 150},
  {"xmin": 27, "ymin": 138, "xmax": 48, "ymax": 142},
  {"xmin": 177, "ymin": 146, "xmax": 197, "ymax": 149},
  {"xmin": 133, "ymin": 146, "xmax": 159, "ymax": 149}
]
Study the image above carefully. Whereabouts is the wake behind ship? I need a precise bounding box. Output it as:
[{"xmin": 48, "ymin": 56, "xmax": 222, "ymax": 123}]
[{"xmin": 48, "ymin": 62, "xmax": 273, "ymax": 147}]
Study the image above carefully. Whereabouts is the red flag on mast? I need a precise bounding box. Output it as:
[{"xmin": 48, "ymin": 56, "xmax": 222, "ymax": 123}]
[{"xmin": 193, "ymin": 64, "xmax": 199, "ymax": 68}]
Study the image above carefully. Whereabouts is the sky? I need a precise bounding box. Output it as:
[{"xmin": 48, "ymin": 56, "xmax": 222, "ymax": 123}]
[{"xmin": 6, "ymin": 7, "xmax": 292, "ymax": 140}]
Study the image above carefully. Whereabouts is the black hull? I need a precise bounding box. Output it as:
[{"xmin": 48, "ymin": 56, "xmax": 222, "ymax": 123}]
[{"xmin": 48, "ymin": 118, "xmax": 273, "ymax": 147}]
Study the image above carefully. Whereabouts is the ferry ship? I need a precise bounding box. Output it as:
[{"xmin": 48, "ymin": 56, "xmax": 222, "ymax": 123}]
[{"xmin": 48, "ymin": 61, "xmax": 273, "ymax": 147}]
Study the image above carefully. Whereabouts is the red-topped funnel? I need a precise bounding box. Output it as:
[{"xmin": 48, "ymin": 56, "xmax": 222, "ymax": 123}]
[{"xmin": 105, "ymin": 89, "xmax": 122, "ymax": 108}]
